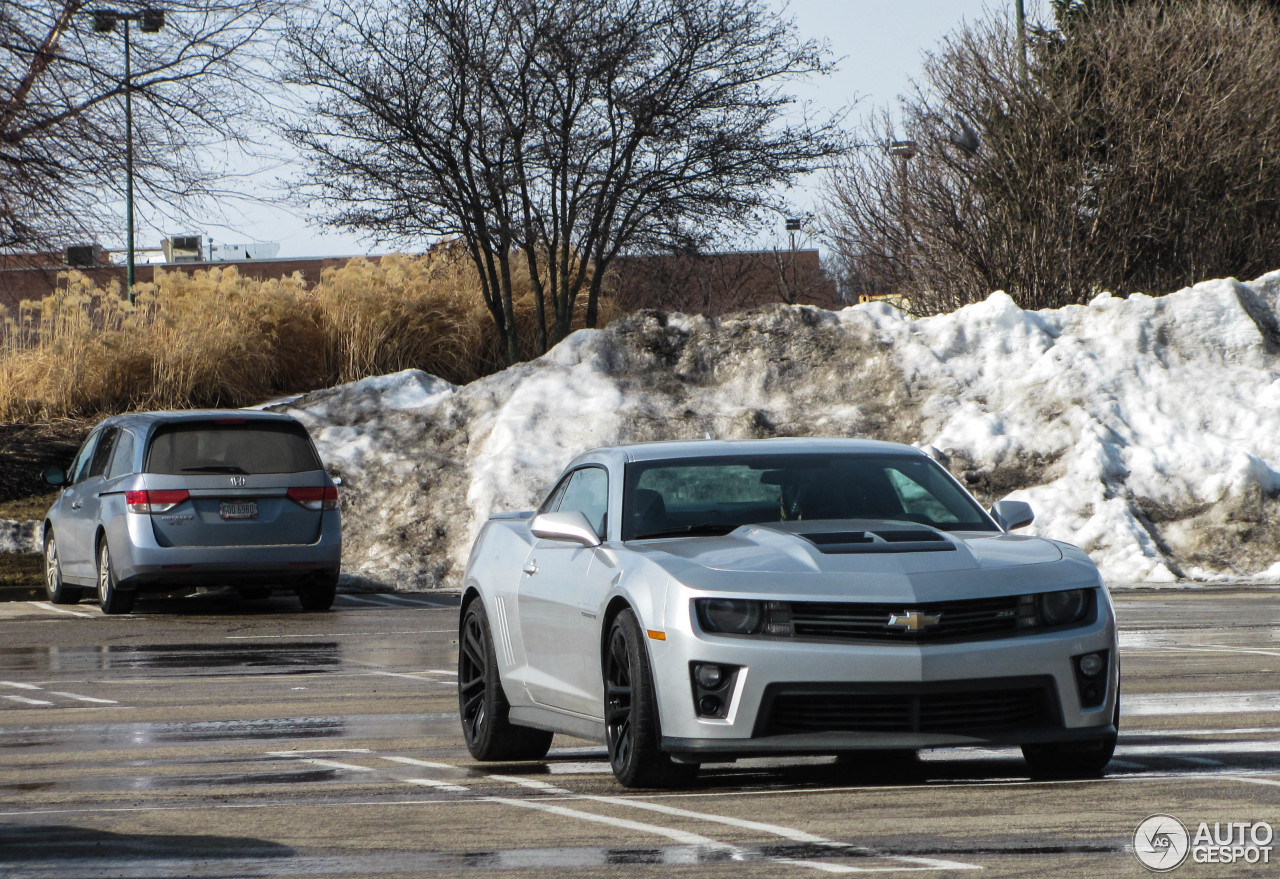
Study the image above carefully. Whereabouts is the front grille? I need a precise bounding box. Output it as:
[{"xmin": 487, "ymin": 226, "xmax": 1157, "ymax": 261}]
[
  {"xmin": 789, "ymin": 596, "xmax": 1020, "ymax": 642},
  {"xmin": 757, "ymin": 678, "xmax": 1056, "ymax": 736}
]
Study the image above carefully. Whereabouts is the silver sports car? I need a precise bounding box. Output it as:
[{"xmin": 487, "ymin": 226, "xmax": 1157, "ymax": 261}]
[{"xmin": 457, "ymin": 438, "xmax": 1118, "ymax": 788}]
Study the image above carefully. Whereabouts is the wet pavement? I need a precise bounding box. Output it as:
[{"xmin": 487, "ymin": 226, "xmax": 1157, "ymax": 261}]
[{"xmin": 0, "ymin": 588, "xmax": 1277, "ymax": 878}]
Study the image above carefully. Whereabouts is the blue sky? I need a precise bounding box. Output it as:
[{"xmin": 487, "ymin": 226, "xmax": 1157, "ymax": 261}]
[{"xmin": 166, "ymin": 1, "xmax": 1039, "ymax": 258}]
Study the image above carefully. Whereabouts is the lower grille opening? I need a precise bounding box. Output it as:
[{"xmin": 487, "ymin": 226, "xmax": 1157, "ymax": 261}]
[{"xmin": 756, "ymin": 678, "xmax": 1058, "ymax": 736}]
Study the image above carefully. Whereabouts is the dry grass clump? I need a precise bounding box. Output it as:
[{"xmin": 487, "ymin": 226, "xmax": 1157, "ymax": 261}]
[{"xmin": 0, "ymin": 247, "xmax": 614, "ymax": 423}]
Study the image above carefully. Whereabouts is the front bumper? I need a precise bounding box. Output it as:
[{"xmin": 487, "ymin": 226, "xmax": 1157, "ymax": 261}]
[{"xmin": 650, "ymin": 593, "xmax": 1118, "ymax": 758}]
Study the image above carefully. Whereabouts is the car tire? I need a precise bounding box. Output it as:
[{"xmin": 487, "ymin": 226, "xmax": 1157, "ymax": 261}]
[
  {"xmin": 604, "ymin": 609, "xmax": 699, "ymax": 789},
  {"xmin": 298, "ymin": 577, "xmax": 337, "ymax": 611},
  {"xmin": 96, "ymin": 540, "xmax": 136, "ymax": 615},
  {"xmin": 1023, "ymin": 699, "xmax": 1118, "ymax": 779},
  {"xmin": 44, "ymin": 531, "xmax": 82, "ymax": 604},
  {"xmin": 458, "ymin": 599, "xmax": 553, "ymax": 761}
]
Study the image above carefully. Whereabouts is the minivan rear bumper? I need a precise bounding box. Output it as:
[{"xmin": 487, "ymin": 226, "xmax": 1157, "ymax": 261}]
[{"xmin": 110, "ymin": 510, "xmax": 341, "ymax": 591}]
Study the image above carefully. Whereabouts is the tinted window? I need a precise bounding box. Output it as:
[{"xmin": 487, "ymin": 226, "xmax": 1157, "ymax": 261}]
[
  {"xmin": 145, "ymin": 421, "xmax": 322, "ymax": 475},
  {"xmin": 623, "ymin": 453, "xmax": 996, "ymax": 540},
  {"xmin": 106, "ymin": 430, "xmax": 136, "ymax": 480},
  {"xmin": 87, "ymin": 427, "xmax": 119, "ymax": 479},
  {"xmin": 555, "ymin": 467, "xmax": 608, "ymax": 537},
  {"xmin": 67, "ymin": 431, "xmax": 99, "ymax": 485}
]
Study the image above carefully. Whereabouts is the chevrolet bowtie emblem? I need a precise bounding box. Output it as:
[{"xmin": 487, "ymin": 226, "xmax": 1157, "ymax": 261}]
[{"xmin": 887, "ymin": 610, "xmax": 942, "ymax": 631}]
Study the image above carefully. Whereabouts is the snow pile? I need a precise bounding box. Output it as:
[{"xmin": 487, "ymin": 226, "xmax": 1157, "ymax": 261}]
[
  {"xmin": 278, "ymin": 270, "xmax": 1280, "ymax": 589},
  {"xmin": 0, "ymin": 520, "xmax": 39, "ymax": 555}
]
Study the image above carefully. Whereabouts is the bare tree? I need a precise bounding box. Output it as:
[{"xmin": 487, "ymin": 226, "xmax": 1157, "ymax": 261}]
[
  {"xmin": 0, "ymin": 0, "xmax": 288, "ymax": 253},
  {"xmin": 284, "ymin": 0, "xmax": 846, "ymax": 364},
  {"xmin": 823, "ymin": 1, "xmax": 1280, "ymax": 314}
]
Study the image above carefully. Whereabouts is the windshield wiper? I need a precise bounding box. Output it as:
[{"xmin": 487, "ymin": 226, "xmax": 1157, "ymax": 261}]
[
  {"xmin": 634, "ymin": 523, "xmax": 734, "ymax": 540},
  {"xmin": 180, "ymin": 465, "xmax": 248, "ymax": 474}
]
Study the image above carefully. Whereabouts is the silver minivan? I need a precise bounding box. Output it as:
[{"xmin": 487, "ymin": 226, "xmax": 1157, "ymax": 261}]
[{"xmin": 42, "ymin": 410, "xmax": 342, "ymax": 614}]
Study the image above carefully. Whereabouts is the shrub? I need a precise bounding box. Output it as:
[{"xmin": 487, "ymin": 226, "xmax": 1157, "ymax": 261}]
[{"xmin": 0, "ymin": 247, "xmax": 614, "ymax": 422}]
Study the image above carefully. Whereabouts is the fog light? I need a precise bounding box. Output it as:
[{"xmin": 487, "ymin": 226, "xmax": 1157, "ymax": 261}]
[
  {"xmin": 695, "ymin": 663, "xmax": 724, "ymax": 689},
  {"xmin": 698, "ymin": 695, "xmax": 722, "ymax": 716},
  {"xmin": 1078, "ymin": 652, "xmax": 1105, "ymax": 677}
]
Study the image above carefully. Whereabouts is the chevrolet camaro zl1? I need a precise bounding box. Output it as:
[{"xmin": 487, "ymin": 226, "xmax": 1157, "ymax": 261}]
[{"xmin": 457, "ymin": 438, "xmax": 1118, "ymax": 788}]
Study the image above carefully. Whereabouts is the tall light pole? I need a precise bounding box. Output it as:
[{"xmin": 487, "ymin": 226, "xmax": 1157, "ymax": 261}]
[
  {"xmin": 888, "ymin": 139, "xmax": 918, "ymax": 292},
  {"xmin": 90, "ymin": 7, "xmax": 165, "ymax": 303}
]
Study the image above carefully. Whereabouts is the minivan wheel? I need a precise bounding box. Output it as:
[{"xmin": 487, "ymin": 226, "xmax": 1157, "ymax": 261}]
[
  {"xmin": 96, "ymin": 540, "xmax": 136, "ymax": 615},
  {"xmin": 44, "ymin": 532, "xmax": 82, "ymax": 604},
  {"xmin": 298, "ymin": 576, "xmax": 336, "ymax": 611}
]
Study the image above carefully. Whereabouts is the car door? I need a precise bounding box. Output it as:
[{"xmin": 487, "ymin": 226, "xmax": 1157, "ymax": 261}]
[
  {"xmin": 53, "ymin": 429, "xmax": 103, "ymax": 581},
  {"xmin": 518, "ymin": 465, "xmax": 616, "ymax": 716},
  {"xmin": 63, "ymin": 426, "xmax": 120, "ymax": 579}
]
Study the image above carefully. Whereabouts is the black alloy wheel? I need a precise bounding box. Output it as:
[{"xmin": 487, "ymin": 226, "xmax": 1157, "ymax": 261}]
[
  {"xmin": 457, "ymin": 599, "xmax": 552, "ymax": 761},
  {"xmin": 603, "ymin": 609, "xmax": 698, "ymax": 788}
]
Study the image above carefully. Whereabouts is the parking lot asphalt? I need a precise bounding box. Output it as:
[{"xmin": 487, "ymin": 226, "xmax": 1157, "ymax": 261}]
[{"xmin": 0, "ymin": 587, "xmax": 1277, "ymax": 878}]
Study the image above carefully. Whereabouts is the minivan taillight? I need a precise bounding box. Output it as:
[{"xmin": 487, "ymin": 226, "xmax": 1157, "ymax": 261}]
[
  {"xmin": 125, "ymin": 489, "xmax": 190, "ymax": 513},
  {"xmin": 287, "ymin": 485, "xmax": 339, "ymax": 511}
]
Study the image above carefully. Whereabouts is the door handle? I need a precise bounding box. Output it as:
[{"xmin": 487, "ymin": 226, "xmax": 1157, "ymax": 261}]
[{"xmin": 522, "ymin": 561, "xmax": 538, "ymax": 576}]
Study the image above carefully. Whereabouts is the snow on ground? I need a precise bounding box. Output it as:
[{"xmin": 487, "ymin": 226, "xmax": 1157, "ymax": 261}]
[
  {"xmin": 276, "ymin": 270, "xmax": 1280, "ymax": 590},
  {"xmin": 0, "ymin": 520, "xmax": 39, "ymax": 555}
]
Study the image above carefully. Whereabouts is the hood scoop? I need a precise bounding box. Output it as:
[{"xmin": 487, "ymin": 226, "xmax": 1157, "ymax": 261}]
[{"xmin": 799, "ymin": 528, "xmax": 956, "ymax": 554}]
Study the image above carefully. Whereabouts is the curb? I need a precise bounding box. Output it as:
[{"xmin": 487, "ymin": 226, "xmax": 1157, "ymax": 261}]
[{"xmin": 0, "ymin": 585, "xmax": 42, "ymax": 602}]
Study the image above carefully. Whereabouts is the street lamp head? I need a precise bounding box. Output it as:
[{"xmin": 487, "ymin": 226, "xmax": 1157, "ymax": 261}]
[
  {"xmin": 140, "ymin": 8, "xmax": 165, "ymax": 33},
  {"xmin": 888, "ymin": 140, "xmax": 919, "ymax": 160},
  {"xmin": 91, "ymin": 9, "xmax": 118, "ymax": 33}
]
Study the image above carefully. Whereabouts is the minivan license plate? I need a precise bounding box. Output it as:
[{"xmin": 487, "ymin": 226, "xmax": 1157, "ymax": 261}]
[{"xmin": 220, "ymin": 501, "xmax": 258, "ymax": 520}]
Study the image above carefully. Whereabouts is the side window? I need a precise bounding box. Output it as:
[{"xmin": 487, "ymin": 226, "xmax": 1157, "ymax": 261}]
[
  {"xmin": 106, "ymin": 430, "xmax": 136, "ymax": 480},
  {"xmin": 538, "ymin": 474, "xmax": 573, "ymax": 515},
  {"xmin": 556, "ymin": 467, "xmax": 609, "ymax": 538},
  {"xmin": 87, "ymin": 427, "xmax": 120, "ymax": 480},
  {"xmin": 67, "ymin": 431, "xmax": 100, "ymax": 485}
]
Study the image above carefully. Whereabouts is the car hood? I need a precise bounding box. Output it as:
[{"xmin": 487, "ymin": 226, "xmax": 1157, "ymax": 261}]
[{"xmin": 626, "ymin": 520, "xmax": 1087, "ymax": 603}]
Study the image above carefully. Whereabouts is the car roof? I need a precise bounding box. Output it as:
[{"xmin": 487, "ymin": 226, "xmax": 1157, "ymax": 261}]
[
  {"xmin": 572, "ymin": 437, "xmax": 928, "ymax": 467},
  {"xmin": 94, "ymin": 409, "xmax": 302, "ymax": 429}
]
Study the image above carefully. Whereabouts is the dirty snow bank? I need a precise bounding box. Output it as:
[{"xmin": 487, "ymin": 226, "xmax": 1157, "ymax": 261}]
[
  {"xmin": 0, "ymin": 520, "xmax": 39, "ymax": 555},
  {"xmin": 279, "ymin": 271, "xmax": 1280, "ymax": 588}
]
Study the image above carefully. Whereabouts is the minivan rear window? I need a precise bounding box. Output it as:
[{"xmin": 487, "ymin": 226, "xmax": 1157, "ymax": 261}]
[{"xmin": 145, "ymin": 421, "xmax": 322, "ymax": 475}]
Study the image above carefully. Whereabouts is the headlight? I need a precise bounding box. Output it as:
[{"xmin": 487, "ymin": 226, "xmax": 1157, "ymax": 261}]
[
  {"xmin": 694, "ymin": 599, "xmax": 793, "ymax": 636},
  {"xmin": 698, "ymin": 599, "xmax": 762, "ymax": 634},
  {"xmin": 1037, "ymin": 589, "xmax": 1089, "ymax": 626}
]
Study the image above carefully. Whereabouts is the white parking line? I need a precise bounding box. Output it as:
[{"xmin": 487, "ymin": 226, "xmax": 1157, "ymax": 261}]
[
  {"xmin": 486, "ymin": 795, "xmax": 732, "ymax": 848},
  {"xmin": 502, "ymin": 778, "xmax": 980, "ymax": 872},
  {"xmin": 48, "ymin": 691, "xmax": 118, "ymax": 705},
  {"xmin": 403, "ymin": 777, "xmax": 470, "ymax": 793},
  {"xmin": 32, "ymin": 601, "xmax": 94, "ymax": 618},
  {"xmin": 1124, "ymin": 691, "xmax": 1280, "ymax": 716},
  {"xmin": 0, "ymin": 680, "xmax": 42, "ymax": 690},
  {"xmin": 2, "ymin": 694, "xmax": 54, "ymax": 706},
  {"xmin": 266, "ymin": 750, "xmax": 981, "ymax": 873},
  {"xmin": 225, "ymin": 630, "xmax": 450, "ymax": 640}
]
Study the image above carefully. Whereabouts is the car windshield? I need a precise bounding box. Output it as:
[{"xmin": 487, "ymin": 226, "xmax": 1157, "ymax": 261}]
[
  {"xmin": 145, "ymin": 421, "xmax": 322, "ymax": 475},
  {"xmin": 622, "ymin": 453, "xmax": 997, "ymax": 540}
]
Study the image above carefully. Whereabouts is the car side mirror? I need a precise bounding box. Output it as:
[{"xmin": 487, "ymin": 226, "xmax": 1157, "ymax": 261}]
[
  {"xmin": 42, "ymin": 466, "xmax": 67, "ymax": 487},
  {"xmin": 991, "ymin": 499, "xmax": 1034, "ymax": 531},
  {"xmin": 531, "ymin": 511, "xmax": 602, "ymax": 548}
]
